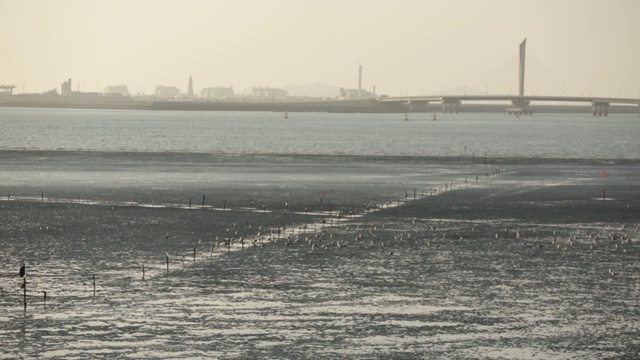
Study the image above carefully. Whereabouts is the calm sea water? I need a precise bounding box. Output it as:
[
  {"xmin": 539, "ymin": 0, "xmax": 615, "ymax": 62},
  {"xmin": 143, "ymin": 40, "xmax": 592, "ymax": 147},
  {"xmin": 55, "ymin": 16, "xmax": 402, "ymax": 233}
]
[{"xmin": 1, "ymin": 107, "xmax": 639, "ymax": 158}]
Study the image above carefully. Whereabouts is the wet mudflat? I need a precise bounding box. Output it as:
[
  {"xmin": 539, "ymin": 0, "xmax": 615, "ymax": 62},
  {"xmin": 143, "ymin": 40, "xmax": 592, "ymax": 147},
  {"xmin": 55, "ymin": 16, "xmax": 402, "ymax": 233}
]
[{"xmin": 1, "ymin": 152, "xmax": 639, "ymax": 359}]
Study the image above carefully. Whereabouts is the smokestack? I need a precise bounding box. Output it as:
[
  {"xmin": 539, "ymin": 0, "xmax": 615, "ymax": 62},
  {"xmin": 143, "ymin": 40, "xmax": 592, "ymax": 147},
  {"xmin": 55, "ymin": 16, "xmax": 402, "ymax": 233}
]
[{"xmin": 358, "ymin": 65, "xmax": 362, "ymax": 100}]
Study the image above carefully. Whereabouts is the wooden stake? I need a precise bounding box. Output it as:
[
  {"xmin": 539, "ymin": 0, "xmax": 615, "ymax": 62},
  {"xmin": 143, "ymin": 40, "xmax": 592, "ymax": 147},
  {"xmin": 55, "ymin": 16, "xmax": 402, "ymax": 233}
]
[{"xmin": 23, "ymin": 278, "xmax": 27, "ymax": 311}]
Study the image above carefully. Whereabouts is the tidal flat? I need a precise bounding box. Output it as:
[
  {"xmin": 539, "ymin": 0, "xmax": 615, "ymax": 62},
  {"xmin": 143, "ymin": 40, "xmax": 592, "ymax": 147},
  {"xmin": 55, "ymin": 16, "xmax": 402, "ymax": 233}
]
[{"xmin": 1, "ymin": 151, "xmax": 639, "ymax": 359}]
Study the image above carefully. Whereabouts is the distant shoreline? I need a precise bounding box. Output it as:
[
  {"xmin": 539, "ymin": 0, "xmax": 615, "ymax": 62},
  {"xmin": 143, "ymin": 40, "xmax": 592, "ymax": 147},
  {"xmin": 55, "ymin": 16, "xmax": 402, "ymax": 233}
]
[{"xmin": 1, "ymin": 94, "xmax": 639, "ymax": 115}]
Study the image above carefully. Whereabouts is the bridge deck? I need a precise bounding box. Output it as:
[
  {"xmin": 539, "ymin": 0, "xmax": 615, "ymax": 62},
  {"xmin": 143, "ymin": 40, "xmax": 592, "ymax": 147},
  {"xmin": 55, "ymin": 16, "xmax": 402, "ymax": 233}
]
[{"xmin": 379, "ymin": 95, "xmax": 640, "ymax": 106}]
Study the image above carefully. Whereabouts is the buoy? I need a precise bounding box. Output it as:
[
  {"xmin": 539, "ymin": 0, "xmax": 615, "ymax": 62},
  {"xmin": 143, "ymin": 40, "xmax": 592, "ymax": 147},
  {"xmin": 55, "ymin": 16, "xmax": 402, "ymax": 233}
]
[
  {"xmin": 284, "ymin": 111, "xmax": 288, "ymax": 119},
  {"xmin": 404, "ymin": 114, "xmax": 408, "ymax": 121}
]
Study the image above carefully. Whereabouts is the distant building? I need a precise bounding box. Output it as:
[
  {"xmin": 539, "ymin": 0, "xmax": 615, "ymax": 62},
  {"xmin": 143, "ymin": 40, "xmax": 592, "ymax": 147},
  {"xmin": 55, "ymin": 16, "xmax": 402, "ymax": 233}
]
[
  {"xmin": 200, "ymin": 86, "xmax": 234, "ymax": 99},
  {"xmin": 187, "ymin": 74, "xmax": 194, "ymax": 98},
  {"xmin": 339, "ymin": 88, "xmax": 376, "ymax": 100},
  {"xmin": 104, "ymin": 85, "xmax": 130, "ymax": 96},
  {"xmin": 61, "ymin": 79, "xmax": 73, "ymax": 95},
  {"xmin": 0, "ymin": 84, "xmax": 16, "ymax": 95},
  {"xmin": 155, "ymin": 85, "xmax": 180, "ymax": 99},
  {"xmin": 247, "ymin": 87, "xmax": 287, "ymax": 99}
]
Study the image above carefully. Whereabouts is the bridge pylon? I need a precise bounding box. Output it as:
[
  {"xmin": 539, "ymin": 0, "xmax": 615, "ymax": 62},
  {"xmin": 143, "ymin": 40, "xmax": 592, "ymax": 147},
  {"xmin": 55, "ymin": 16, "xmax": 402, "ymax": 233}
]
[{"xmin": 518, "ymin": 38, "xmax": 526, "ymax": 97}]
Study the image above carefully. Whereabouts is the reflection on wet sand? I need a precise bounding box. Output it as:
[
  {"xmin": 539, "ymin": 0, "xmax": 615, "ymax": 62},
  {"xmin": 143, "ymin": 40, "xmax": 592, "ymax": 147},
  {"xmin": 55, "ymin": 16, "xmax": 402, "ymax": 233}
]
[{"xmin": 1, "ymin": 153, "xmax": 639, "ymax": 358}]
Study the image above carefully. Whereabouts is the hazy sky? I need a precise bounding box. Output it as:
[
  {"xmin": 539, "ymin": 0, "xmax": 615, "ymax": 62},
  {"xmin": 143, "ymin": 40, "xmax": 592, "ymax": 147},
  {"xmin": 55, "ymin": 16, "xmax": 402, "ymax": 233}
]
[{"xmin": 1, "ymin": 0, "xmax": 638, "ymax": 97}]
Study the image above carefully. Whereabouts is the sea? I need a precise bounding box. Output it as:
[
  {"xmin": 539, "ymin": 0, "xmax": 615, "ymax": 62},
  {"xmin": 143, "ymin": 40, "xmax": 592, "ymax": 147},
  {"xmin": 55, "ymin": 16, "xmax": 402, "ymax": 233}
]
[
  {"xmin": 1, "ymin": 107, "xmax": 639, "ymax": 359},
  {"xmin": 1, "ymin": 107, "xmax": 639, "ymax": 158}
]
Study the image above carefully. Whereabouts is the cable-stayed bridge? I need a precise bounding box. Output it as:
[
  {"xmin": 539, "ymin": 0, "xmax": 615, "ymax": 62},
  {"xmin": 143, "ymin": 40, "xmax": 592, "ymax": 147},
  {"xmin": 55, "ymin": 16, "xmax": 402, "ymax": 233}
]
[{"xmin": 379, "ymin": 39, "xmax": 640, "ymax": 116}]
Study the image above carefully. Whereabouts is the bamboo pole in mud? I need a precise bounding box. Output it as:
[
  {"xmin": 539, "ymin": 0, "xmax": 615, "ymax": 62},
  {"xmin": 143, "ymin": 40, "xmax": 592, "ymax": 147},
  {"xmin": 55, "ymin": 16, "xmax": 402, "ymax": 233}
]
[
  {"xmin": 193, "ymin": 247, "xmax": 196, "ymax": 262},
  {"xmin": 189, "ymin": 198, "xmax": 191, "ymax": 209},
  {"xmin": 42, "ymin": 291, "xmax": 47, "ymax": 308},
  {"xmin": 202, "ymin": 195, "xmax": 206, "ymax": 208},
  {"xmin": 19, "ymin": 263, "xmax": 26, "ymax": 310},
  {"xmin": 41, "ymin": 190, "xmax": 44, "ymax": 201},
  {"xmin": 92, "ymin": 275, "xmax": 96, "ymax": 297},
  {"xmin": 141, "ymin": 265, "xmax": 145, "ymax": 280},
  {"xmin": 22, "ymin": 279, "xmax": 27, "ymax": 311}
]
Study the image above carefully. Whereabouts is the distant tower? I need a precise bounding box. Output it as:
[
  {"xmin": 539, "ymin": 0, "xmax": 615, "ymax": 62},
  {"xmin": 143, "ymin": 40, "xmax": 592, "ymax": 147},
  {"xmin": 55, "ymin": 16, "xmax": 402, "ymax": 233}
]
[
  {"xmin": 358, "ymin": 65, "xmax": 362, "ymax": 100},
  {"xmin": 187, "ymin": 73, "xmax": 194, "ymax": 98}
]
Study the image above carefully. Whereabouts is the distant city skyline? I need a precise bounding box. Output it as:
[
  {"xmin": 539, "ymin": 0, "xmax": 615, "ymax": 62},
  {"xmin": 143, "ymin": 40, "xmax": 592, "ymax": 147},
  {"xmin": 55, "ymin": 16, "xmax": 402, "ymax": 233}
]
[{"xmin": 1, "ymin": 0, "xmax": 639, "ymax": 98}]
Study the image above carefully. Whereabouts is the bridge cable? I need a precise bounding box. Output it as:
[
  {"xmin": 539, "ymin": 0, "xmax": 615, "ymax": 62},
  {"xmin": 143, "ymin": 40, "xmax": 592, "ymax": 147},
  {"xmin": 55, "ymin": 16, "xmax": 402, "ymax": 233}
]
[
  {"xmin": 532, "ymin": 54, "xmax": 582, "ymax": 96},
  {"xmin": 527, "ymin": 54, "xmax": 582, "ymax": 97},
  {"xmin": 527, "ymin": 59, "xmax": 571, "ymax": 96},
  {"xmin": 527, "ymin": 60, "xmax": 561, "ymax": 96},
  {"xmin": 472, "ymin": 52, "xmax": 517, "ymax": 95},
  {"xmin": 473, "ymin": 53, "xmax": 516, "ymax": 95}
]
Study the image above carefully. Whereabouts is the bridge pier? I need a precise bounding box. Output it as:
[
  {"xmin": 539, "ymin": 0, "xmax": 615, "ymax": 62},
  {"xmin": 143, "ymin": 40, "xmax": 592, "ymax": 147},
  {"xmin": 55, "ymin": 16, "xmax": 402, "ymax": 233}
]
[
  {"xmin": 592, "ymin": 102, "xmax": 609, "ymax": 117},
  {"xmin": 509, "ymin": 99, "xmax": 531, "ymax": 115},
  {"xmin": 442, "ymin": 99, "xmax": 461, "ymax": 113},
  {"xmin": 412, "ymin": 102, "xmax": 429, "ymax": 112}
]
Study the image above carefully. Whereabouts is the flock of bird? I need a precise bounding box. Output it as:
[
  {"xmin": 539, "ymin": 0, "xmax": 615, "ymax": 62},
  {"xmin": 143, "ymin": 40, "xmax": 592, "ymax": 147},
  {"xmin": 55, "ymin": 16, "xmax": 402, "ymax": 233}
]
[{"xmin": 165, "ymin": 190, "xmax": 637, "ymax": 282}]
